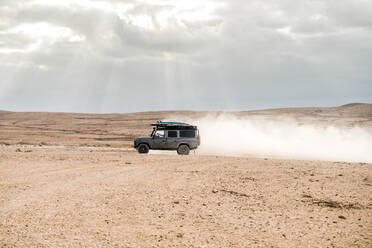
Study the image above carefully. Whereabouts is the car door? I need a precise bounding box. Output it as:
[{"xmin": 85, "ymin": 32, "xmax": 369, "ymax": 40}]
[
  {"xmin": 166, "ymin": 130, "xmax": 178, "ymax": 149},
  {"xmin": 179, "ymin": 130, "xmax": 197, "ymax": 149},
  {"xmin": 152, "ymin": 130, "xmax": 166, "ymax": 149}
]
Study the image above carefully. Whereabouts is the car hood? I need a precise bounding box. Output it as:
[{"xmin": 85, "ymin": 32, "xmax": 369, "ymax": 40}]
[{"xmin": 135, "ymin": 136, "xmax": 152, "ymax": 142}]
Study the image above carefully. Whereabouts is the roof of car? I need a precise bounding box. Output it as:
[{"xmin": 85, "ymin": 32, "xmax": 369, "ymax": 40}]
[
  {"xmin": 151, "ymin": 121, "xmax": 197, "ymax": 130},
  {"xmin": 151, "ymin": 121, "xmax": 191, "ymax": 126}
]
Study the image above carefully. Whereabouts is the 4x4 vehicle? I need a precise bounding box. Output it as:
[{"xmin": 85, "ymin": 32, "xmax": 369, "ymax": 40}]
[{"xmin": 134, "ymin": 121, "xmax": 200, "ymax": 155}]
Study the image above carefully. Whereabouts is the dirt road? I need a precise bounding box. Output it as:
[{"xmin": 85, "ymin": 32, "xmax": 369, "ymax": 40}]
[{"xmin": 1, "ymin": 145, "xmax": 371, "ymax": 247}]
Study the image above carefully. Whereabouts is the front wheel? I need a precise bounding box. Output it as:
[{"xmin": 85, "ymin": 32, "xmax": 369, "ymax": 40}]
[
  {"xmin": 137, "ymin": 144, "xmax": 149, "ymax": 154},
  {"xmin": 177, "ymin": 144, "xmax": 190, "ymax": 155}
]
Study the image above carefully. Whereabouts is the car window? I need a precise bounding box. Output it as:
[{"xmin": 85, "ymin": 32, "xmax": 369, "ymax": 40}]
[
  {"xmin": 167, "ymin": 130, "xmax": 178, "ymax": 138},
  {"xmin": 180, "ymin": 130, "xmax": 195, "ymax": 138},
  {"xmin": 154, "ymin": 130, "xmax": 164, "ymax": 138}
]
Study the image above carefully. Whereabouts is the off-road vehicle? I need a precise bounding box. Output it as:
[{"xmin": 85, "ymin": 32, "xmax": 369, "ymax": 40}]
[{"xmin": 134, "ymin": 121, "xmax": 200, "ymax": 155}]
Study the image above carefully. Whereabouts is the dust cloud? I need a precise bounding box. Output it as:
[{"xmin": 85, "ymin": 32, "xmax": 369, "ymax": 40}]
[{"xmin": 190, "ymin": 115, "xmax": 372, "ymax": 163}]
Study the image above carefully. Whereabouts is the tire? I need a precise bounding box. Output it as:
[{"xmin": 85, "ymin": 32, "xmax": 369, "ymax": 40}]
[
  {"xmin": 137, "ymin": 144, "xmax": 149, "ymax": 154},
  {"xmin": 177, "ymin": 144, "xmax": 190, "ymax": 155}
]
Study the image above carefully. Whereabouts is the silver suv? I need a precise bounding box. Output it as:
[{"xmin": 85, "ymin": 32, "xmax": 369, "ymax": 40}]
[{"xmin": 134, "ymin": 121, "xmax": 200, "ymax": 155}]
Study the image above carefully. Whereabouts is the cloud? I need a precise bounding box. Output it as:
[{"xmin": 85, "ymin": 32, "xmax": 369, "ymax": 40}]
[
  {"xmin": 0, "ymin": 0, "xmax": 371, "ymax": 113},
  {"xmin": 326, "ymin": 0, "xmax": 372, "ymax": 29}
]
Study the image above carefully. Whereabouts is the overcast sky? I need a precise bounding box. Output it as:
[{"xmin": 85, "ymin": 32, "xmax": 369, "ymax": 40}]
[{"xmin": 0, "ymin": 0, "xmax": 371, "ymax": 113}]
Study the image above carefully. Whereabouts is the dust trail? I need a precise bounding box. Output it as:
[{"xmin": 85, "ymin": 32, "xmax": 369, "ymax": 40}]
[{"xmin": 186, "ymin": 115, "xmax": 372, "ymax": 163}]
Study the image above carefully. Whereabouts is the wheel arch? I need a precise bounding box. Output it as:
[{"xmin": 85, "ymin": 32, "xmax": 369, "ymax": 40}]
[
  {"xmin": 137, "ymin": 142, "xmax": 151, "ymax": 149},
  {"xmin": 178, "ymin": 143, "xmax": 190, "ymax": 148}
]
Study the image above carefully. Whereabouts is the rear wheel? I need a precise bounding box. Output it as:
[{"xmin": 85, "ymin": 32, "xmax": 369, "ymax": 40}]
[
  {"xmin": 177, "ymin": 144, "xmax": 190, "ymax": 155},
  {"xmin": 137, "ymin": 144, "xmax": 149, "ymax": 154}
]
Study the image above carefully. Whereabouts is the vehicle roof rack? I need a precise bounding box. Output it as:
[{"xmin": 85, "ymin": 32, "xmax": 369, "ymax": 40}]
[
  {"xmin": 151, "ymin": 121, "xmax": 197, "ymax": 130},
  {"xmin": 151, "ymin": 121, "xmax": 191, "ymax": 127}
]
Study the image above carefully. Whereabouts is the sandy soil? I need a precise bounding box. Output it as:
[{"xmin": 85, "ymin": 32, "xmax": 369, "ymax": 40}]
[{"xmin": 0, "ymin": 104, "xmax": 371, "ymax": 247}]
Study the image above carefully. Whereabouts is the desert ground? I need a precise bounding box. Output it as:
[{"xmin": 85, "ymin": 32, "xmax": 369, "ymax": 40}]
[{"xmin": 0, "ymin": 104, "xmax": 371, "ymax": 247}]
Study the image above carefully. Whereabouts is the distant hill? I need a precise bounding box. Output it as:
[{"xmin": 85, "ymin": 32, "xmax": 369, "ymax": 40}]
[
  {"xmin": 0, "ymin": 104, "xmax": 371, "ymax": 148},
  {"xmin": 340, "ymin": 103, "xmax": 366, "ymax": 107}
]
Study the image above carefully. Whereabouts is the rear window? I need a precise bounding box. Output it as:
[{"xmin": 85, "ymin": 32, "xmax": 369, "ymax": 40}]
[
  {"xmin": 168, "ymin": 130, "xmax": 178, "ymax": 137},
  {"xmin": 180, "ymin": 130, "xmax": 195, "ymax": 138}
]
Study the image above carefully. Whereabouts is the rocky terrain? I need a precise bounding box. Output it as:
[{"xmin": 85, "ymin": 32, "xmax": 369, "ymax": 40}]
[{"xmin": 0, "ymin": 104, "xmax": 371, "ymax": 247}]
